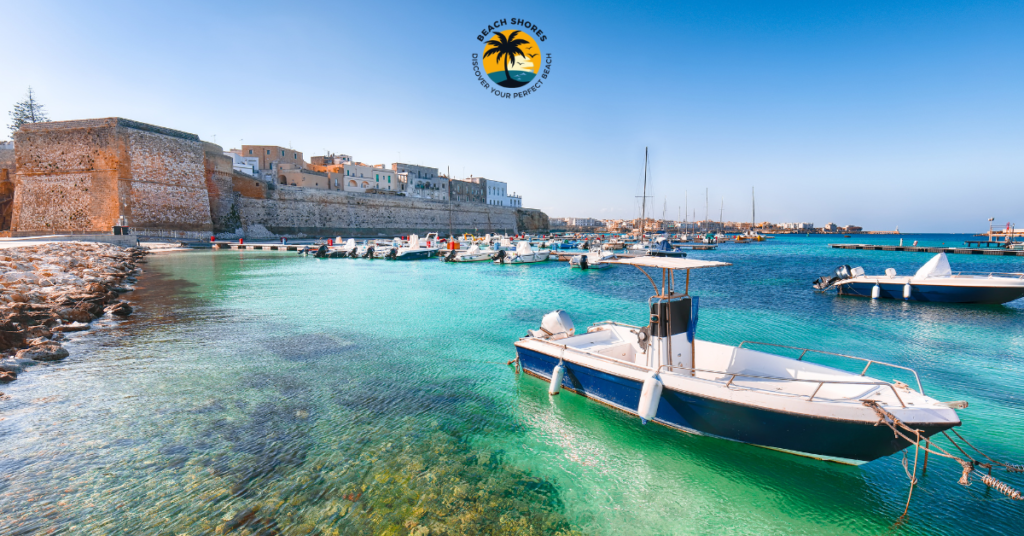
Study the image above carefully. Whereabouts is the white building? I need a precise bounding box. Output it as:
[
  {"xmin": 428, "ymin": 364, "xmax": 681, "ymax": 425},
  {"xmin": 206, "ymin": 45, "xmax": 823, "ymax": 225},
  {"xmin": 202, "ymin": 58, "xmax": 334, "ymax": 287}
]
[
  {"xmin": 779, "ymin": 222, "xmax": 814, "ymax": 230},
  {"xmin": 342, "ymin": 162, "xmax": 396, "ymax": 193},
  {"xmin": 224, "ymin": 151, "xmax": 259, "ymax": 176},
  {"xmin": 568, "ymin": 217, "xmax": 602, "ymax": 228},
  {"xmin": 550, "ymin": 218, "xmax": 569, "ymax": 229}
]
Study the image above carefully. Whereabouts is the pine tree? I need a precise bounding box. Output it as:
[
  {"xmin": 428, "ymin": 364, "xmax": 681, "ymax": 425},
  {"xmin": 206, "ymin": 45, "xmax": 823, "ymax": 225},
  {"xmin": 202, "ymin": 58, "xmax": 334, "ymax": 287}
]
[{"xmin": 7, "ymin": 87, "xmax": 50, "ymax": 135}]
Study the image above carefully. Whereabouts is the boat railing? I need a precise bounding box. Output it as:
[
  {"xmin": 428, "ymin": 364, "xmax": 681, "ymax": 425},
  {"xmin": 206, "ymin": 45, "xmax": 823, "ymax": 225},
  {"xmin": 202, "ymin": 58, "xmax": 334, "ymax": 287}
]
[
  {"xmin": 590, "ymin": 320, "xmax": 643, "ymax": 330},
  {"xmin": 655, "ymin": 363, "xmax": 908, "ymax": 408},
  {"xmin": 950, "ymin": 271, "xmax": 1024, "ymax": 279},
  {"xmin": 531, "ymin": 338, "xmax": 910, "ymax": 408},
  {"xmin": 736, "ymin": 341, "xmax": 924, "ymax": 394}
]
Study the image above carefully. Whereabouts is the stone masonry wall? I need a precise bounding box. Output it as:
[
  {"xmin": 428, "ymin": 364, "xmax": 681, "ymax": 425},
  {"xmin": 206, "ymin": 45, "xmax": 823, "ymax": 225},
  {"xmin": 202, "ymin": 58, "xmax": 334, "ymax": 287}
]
[
  {"xmin": 12, "ymin": 118, "xmax": 213, "ymax": 234},
  {"xmin": 237, "ymin": 187, "xmax": 521, "ymax": 236}
]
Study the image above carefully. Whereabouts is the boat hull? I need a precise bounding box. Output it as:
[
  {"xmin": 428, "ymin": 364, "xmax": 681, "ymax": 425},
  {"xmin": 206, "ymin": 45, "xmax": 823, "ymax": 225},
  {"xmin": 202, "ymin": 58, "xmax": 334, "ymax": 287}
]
[
  {"xmin": 392, "ymin": 249, "xmax": 437, "ymax": 260},
  {"xmin": 515, "ymin": 346, "xmax": 955, "ymax": 463},
  {"xmin": 837, "ymin": 281, "xmax": 1024, "ymax": 304}
]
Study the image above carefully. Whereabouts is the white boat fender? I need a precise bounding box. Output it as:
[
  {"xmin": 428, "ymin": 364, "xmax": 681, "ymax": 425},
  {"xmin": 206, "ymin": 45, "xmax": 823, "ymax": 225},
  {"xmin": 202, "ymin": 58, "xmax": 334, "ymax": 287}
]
[
  {"xmin": 638, "ymin": 372, "xmax": 663, "ymax": 424},
  {"xmin": 549, "ymin": 363, "xmax": 566, "ymax": 395},
  {"xmin": 903, "ymin": 283, "xmax": 912, "ymax": 300},
  {"xmin": 871, "ymin": 283, "xmax": 881, "ymax": 299}
]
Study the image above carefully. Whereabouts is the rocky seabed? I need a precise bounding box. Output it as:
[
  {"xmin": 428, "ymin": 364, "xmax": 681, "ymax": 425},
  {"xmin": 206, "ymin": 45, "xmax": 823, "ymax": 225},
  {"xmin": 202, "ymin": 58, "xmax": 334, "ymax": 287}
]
[{"xmin": 0, "ymin": 242, "xmax": 146, "ymax": 391}]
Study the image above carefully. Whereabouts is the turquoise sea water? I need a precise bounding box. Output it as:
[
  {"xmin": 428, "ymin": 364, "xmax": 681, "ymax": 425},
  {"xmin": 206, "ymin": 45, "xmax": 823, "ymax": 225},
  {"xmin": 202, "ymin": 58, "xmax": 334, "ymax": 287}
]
[{"xmin": 1, "ymin": 234, "xmax": 1021, "ymax": 535}]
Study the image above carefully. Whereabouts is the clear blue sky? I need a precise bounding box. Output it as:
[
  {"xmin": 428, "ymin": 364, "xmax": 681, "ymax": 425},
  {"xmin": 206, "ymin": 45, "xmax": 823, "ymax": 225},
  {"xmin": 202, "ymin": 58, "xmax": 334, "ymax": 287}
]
[{"xmin": 3, "ymin": 0, "xmax": 1021, "ymax": 232}]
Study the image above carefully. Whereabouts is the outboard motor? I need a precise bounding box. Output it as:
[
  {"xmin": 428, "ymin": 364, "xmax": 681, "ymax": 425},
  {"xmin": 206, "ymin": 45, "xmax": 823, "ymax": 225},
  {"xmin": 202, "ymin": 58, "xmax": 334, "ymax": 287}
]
[
  {"xmin": 348, "ymin": 248, "xmax": 359, "ymax": 258},
  {"xmin": 812, "ymin": 275, "xmax": 841, "ymax": 290},
  {"xmin": 362, "ymin": 246, "xmax": 375, "ymax": 259},
  {"xmin": 579, "ymin": 255, "xmax": 589, "ymax": 270},
  {"xmin": 492, "ymin": 249, "xmax": 507, "ymax": 263},
  {"xmin": 444, "ymin": 249, "xmax": 457, "ymax": 262},
  {"xmin": 385, "ymin": 247, "xmax": 398, "ymax": 260},
  {"xmin": 835, "ymin": 265, "xmax": 852, "ymax": 279},
  {"xmin": 314, "ymin": 244, "xmax": 328, "ymax": 258},
  {"xmin": 528, "ymin": 310, "xmax": 575, "ymax": 340},
  {"xmin": 298, "ymin": 246, "xmax": 311, "ymax": 256}
]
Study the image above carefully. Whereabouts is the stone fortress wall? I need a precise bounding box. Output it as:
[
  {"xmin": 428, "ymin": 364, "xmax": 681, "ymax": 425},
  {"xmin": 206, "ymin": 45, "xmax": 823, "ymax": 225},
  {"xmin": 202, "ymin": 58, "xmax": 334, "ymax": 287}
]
[
  {"xmin": 236, "ymin": 187, "xmax": 521, "ymax": 237},
  {"xmin": 7, "ymin": 117, "xmax": 549, "ymax": 238},
  {"xmin": 12, "ymin": 118, "xmax": 213, "ymax": 234}
]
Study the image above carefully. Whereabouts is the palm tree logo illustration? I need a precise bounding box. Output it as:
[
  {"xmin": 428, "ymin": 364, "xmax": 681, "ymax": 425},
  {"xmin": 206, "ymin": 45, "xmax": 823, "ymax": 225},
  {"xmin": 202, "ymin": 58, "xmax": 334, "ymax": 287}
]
[{"xmin": 483, "ymin": 31, "xmax": 533, "ymax": 88}]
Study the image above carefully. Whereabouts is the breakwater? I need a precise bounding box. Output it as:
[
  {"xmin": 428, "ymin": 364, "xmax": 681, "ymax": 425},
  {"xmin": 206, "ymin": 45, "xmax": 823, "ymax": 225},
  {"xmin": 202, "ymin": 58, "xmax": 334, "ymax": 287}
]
[{"xmin": 0, "ymin": 242, "xmax": 144, "ymax": 388}]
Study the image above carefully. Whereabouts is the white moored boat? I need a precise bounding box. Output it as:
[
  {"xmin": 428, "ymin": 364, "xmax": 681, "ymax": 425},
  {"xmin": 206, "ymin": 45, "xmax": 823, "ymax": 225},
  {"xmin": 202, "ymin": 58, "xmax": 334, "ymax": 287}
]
[
  {"xmin": 569, "ymin": 247, "xmax": 618, "ymax": 269},
  {"xmin": 813, "ymin": 252, "xmax": 1024, "ymax": 304},
  {"xmin": 494, "ymin": 241, "xmax": 550, "ymax": 264},
  {"xmin": 443, "ymin": 244, "xmax": 495, "ymax": 263},
  {"xmin": 514, "ymin": 256, "xmax": 962, "ymax": 464}
]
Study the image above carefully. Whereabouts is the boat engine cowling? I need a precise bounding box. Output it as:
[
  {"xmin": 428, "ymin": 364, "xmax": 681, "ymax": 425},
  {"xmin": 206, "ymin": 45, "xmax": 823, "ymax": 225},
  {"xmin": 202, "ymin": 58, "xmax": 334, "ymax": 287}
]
[
  {"xmin": 314, "ymin": 245, "xmax": 328, "ymax": 258},
  {"xmin": 363, "ymin": 246, "xmax": 375, "ymax": 259},
  {"xmin": 492, "ymin": 249, "xmax": 507, "ymax": 262},
  {"xmin": 530, "ymin": 310, "xmax": 574, "ymax": 340},
  {"xmin": 579, "ymin": 255, "xmax": 589, "ymax": 270},
  {"xmin": 835, "ymin": 265, "xmax": 852, "ymax": 279},
  {"xmin": 445, "ymin": 249, "xmax": 457, "ymax": 262}
]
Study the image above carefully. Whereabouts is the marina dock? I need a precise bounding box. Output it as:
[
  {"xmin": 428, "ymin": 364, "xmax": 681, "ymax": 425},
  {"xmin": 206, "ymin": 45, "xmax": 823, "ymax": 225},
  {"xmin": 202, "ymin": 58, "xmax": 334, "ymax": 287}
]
[{"xmin": 831, "ymin": 243, "xmax": 1024, "ymax": 256}]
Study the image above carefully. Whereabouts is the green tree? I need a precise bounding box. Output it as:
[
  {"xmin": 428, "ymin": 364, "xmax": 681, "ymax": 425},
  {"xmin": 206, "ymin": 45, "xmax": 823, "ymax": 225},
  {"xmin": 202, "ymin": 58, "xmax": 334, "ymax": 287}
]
[
  {"xmin": 8, "ymin": 87, "xmax": 50, "ymax": 135},
  {"xmin": 483, "ymin": 31, "xmax": 530, "ymax": 88}
]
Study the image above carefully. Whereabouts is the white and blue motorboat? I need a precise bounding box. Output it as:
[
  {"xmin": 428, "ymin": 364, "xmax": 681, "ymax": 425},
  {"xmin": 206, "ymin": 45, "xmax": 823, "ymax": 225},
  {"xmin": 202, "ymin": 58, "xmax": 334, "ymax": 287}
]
[
  {"xmin": 514, "ymin": 256, "xmax": 961, "ymax": 464},
  {"xmin": 813, "ymin": 253, "xmax": 1024, "ymax": 304},
  {"xmin": 569, "ymin": 247, "xmax": 618, "ymax": 270},
  {"xmin": 385, "ymin": 234, "xmax": 438, "ymax": 260},
  {"xmin": 647, "ymin": 236, "xmax": 688, "ymax": 258}
]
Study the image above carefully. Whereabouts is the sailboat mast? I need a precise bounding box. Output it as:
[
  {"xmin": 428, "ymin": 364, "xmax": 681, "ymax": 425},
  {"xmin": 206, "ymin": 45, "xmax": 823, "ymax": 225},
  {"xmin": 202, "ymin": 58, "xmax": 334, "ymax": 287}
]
[
  {"xmin": 447, "ymin": 166, "xmax": 453, "ymax": 237},
  {"xmin": 640, "ymin": 147, "xmax": 648, "ymax": 241},
  {"xmin": 751, "ymin": 186, "xmax": 755, "ymax": 232},
  {"xmin": 704, "ymin": 188, "xmax": 708, "ymax": 233},
  {"xmin": 720, "ymin": 199, "xmax": 724, "ymax": 233}
]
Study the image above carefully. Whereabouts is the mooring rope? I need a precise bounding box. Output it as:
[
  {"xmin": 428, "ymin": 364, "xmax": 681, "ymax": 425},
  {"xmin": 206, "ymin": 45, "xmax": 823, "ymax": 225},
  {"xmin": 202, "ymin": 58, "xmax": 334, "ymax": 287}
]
[
  {"xmin": 861, "ymin": 400, "xmax": 1023, "ymax": 503},
  {"xmin": 951, "ymin": 428, "xmax": 1024, "ymax": 473}
]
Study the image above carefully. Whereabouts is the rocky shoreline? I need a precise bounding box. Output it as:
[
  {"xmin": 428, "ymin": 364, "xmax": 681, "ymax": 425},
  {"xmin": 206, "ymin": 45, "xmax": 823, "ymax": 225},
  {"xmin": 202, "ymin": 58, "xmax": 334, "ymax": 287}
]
[{"xmin": 0, "ymin": 242, "xmax": 147, "ymax": 390}]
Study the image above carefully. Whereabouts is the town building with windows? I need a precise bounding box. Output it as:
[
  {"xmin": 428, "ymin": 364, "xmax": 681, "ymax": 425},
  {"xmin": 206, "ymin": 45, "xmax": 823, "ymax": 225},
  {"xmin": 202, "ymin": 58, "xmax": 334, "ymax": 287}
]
[
  {"xmin": 341, "ymin": 162, "xmax": 396, "ymax": 193},
  {"xmin": 239, "ymin": 145, "xmax": 306, "ymax": 171},
  {"xmin": 448, "ymin": 177, "xmax": 486, "ymax": 203},
  {"xmin": 393, "ymin": 162, "xmax": 446, "ymax": 200}
]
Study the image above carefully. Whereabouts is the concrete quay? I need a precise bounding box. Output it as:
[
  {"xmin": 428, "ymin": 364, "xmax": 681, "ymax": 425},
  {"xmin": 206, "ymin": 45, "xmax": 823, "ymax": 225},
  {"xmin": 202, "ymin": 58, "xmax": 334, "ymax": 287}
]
[{"xmin": 830, "ymin": 243, "xmax": 1024, "ymax": 256}]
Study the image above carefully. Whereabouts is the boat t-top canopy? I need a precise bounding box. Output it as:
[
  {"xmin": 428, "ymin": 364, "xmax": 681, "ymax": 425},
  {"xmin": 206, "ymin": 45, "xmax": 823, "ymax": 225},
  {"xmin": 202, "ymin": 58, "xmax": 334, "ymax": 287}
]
[
  {"xmin": 605, "ymin": 257, "xmax": 731, "ymax": 270},
  {"xmin": 606, "ymin": 256, "xmax": 730, "ymax": 296}
]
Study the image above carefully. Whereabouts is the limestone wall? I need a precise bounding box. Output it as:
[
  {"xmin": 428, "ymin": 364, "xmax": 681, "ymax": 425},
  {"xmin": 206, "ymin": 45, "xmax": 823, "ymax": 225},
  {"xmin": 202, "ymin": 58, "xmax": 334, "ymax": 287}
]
[
  {"xmin": 12, "ymin": 118, "xmax": 213, "ymax": 234},
  {"xmin": 237, "ymin": 187, "xmax": 521, "ymax": 236}
]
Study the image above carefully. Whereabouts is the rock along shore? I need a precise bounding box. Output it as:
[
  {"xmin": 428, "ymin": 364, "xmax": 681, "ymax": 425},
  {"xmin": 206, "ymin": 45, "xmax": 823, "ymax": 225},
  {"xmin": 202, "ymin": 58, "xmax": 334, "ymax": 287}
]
[{"xmin": 0, "ymin": 242, "xmax": 148, "ymax": 391}]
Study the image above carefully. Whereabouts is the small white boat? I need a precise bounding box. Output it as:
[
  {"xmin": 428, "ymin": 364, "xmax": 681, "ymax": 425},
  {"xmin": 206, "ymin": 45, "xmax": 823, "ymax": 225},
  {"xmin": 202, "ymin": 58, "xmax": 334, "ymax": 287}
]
[
  {"xmin": 515, "ymin": 256, "xmax": 962, "ymax": 464},
  {"xmin": 569, "ymin": 247, "xmax": 618, "ymax": 269},
  {"xmin": 443, "ymin": 244, "xmax": 495, "ymax": 263},
  {"xmin": 813, "ymin": 252, "xmax": 1024, "ymax": 304},
  {"xmin": 495, "ymin": 241, "xmax": 550, "ymax": 264}
]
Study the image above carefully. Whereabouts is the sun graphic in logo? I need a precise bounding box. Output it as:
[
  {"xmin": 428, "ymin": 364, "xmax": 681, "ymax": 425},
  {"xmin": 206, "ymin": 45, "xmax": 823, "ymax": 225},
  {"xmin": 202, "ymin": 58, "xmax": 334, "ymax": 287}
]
[{"xmin": 482, "ymin": 30, "xmax": 541, "ymax": 88}]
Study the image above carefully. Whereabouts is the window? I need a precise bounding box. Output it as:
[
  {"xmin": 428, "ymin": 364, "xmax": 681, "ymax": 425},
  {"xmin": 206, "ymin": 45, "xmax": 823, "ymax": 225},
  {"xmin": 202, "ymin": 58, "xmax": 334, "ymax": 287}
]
[
  {"xmin": 376, "ymin": 174, "xmax": 379, "ymax": 181},
  {"xmin": 349, "ymin": 180, "xmax": 356, "ymax": 187},
  {"xmin": 293, "ymin": 153, "xmax": 297, "ymax": 158},
  {"xmin": 281, "ymin": 150, "xmax": 285, "ymax": 156},
  {"xmin": 266, "ymin": 149, "xmax": 271, "ymax": 155},
  {"xmin": 248, "ymin": 149, "xmax": 253, "ymax": 155}
]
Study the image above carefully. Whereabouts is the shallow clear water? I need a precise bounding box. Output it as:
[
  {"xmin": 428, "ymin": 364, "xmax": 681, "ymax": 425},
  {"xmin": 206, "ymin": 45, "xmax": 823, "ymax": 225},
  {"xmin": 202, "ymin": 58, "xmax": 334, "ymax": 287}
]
[{"xmin": 1, "ymin": 234, "xmax": 1021, "ymax": 535}]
